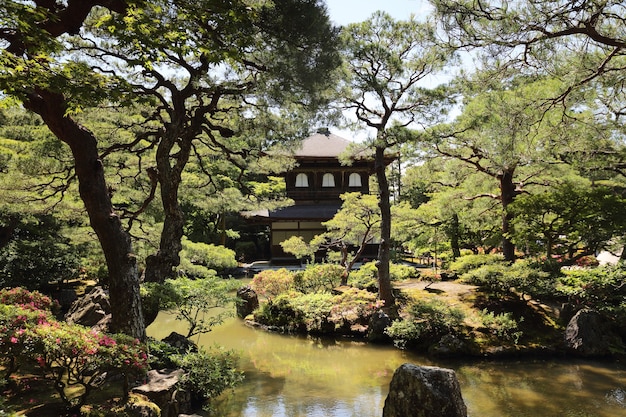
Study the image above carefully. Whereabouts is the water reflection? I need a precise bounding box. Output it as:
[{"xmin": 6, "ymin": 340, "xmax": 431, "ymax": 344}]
[{"xmin": 147, "ymin": 312, "xmax": 626, "ymax": 417}]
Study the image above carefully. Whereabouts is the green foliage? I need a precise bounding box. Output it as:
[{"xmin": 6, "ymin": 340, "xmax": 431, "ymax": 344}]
[
  {"xmin": 293, "ymin": 263, "xmax": 344, "ymax": 294},
  {"xmin": 143, "ymin": 276, "xmax": 239, "ymax": 338},
  {"xmin": 250, "ymin": 268, "xmax": 295, "ymax": 301},
  {"xmin": 478, "ymin": 309, "xmax": 523, "ymax": 344},
  {"xmin": 253, "ymin": 294, "xmax": 304, "ymax": 330},
  {"xmin": 557, "ymin": 265, "xmax": 626, "ymax": 318},
  {"xmin": 253, "ymin": 287, "xmax": 384, "ymax": 335},
  {"xmin": 0, "ymin": 212, "xmax": 82, "ymax": 289},
  {"xmin": 390, "ymin": 263, "xmax": 420, "ymax": 281},
  {"xmin": 171, "ymin": 347, "xmax": 244, "ymax": 405},
  {"xmin": 348, "ymin": 261, "xmax": 378, "ymax": 290},
  {"xmin": 386, "ymin": 297, "xmax": 465, "ymax": 347},
  {"xmin": 449, "ymin": 254, "xmax": 505, "ymax": 275},
  {"xmin": 510, "ymin": 183, "xmax": 626, "ymax": 262},
  {"xmin": 179, "ymin": 238, "xmax": 237, "ymax": 277},
  {"xmin": 461, "ymin": 260, "xmax": 553, "ymax": 299},
  {"xmin": 348, "ymin": 261, "xmax": 419, "ymax": 290}
]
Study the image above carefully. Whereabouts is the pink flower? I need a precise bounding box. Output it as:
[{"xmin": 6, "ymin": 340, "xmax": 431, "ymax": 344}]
[{"xmin": 10, "ymin": 336, "xmax": 18, "ymax": 344}]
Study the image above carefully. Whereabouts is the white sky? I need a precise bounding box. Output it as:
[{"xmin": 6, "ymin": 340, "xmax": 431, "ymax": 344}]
[{"xmin": 324, "ymin": 0, "xmax": 433, "ymax": 25}]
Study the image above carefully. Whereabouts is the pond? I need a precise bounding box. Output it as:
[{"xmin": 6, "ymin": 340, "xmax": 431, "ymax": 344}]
[{"xmin": 147, "ymin": 312, "xmax": 626, "ymax": 417}]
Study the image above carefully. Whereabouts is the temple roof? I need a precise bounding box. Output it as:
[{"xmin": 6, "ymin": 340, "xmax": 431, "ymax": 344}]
[
  {"xmin": 243, "ymin": 204, "xmax": 341, "ymax": 221},
  {"xmin": 293, "ymin": 130, "xmax": 356, "ymax": 158}
]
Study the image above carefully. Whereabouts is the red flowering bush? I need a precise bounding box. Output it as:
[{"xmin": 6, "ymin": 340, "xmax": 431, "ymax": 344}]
[
  {"xmin": 33, "ymin": 322, "xmax": 148, "ymax": 408},
  {"xmin": 250, "ymin": 268, "xmax": 294, "ymax": 301},
  {"xmin": 0, "ymin": 304, "xmax": 51, "ymax": 379},
  {"xmin": 0, "ymin": 288, "xmax": 148, "ymax": 410},
  {"xmin": 0, "ymin": 287, "xmax": 60, "ymax": 312}
]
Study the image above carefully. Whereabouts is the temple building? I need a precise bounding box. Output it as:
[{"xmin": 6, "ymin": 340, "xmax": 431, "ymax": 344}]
[{"xmin": 245, "ymin": 128, "xmax": 391, "ymax": 262}]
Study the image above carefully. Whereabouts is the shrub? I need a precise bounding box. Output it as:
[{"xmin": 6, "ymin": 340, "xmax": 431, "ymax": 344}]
[
  {"xmin": 386, "ymin": 297, "xmax": 465, "ymax": 348},
  {"xmin": 348, "ymin": 261, "xmax": 378, "ymax": 290},
  {"xmin": 390, "ymin": 263, "xmax": 420, "ymax": 281},
  {"xmin": 0, "ymin": 287, "xmax": 59, "ymax": 313},
  {"xmin": 0, "ymin": 212, "xmax": 81, "ymax": 289},
  {"xmin": 462, "ymin": 260, "xmax": 552, "ymax": 299},
  {"xmin": 253, "ymin": 294, "xmax": 304, "ymax": 330},
  {"xmin": 293, "ymin": 263, "xmax": 344, "ymax": 294},
  {"xmin": 253, "ymin": 288, "xmax": 384, "ymax": 335},
  {"xmin": 449, "ymin": 254, "xmax": 504, "ymax": 275},
  {"xmin": 179, "ymin": 237, "xmax": 237, "ymax": 276},
  {"xmin": 557, "ymin": 265, "xmax": 626, "ymax": 316},
  {"xmin": 172, "ymin": 347, "xmax": 244, "ymax": 405},
  {"xmin": 478, "ymin": 309, "xmax": 523, "ymax": 344},
  {"xmin": 328, "ymin": 287, "xmax": 383, "ymax": 331},
  {"xmin": 250, "ymin": 268, "xmax": 294, "ymax": 301}
]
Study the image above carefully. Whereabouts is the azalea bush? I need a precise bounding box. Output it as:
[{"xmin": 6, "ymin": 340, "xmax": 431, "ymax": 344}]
[
  {"xmin": 0, "ymin": 288, "xmax": 148, "ymax": 410},
  {"xmin": 449, "ymin": 254, "xmax": 505, "ymax": 275}
]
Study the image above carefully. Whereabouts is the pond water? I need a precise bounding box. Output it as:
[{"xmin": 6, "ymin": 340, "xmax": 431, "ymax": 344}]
[{"xmin": 147, "ymin": 312, "xmax": 626, "ymax": 417}]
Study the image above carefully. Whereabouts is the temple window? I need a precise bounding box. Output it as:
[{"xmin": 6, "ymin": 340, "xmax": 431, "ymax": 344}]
[
  {"xmin": 295, "ymin": 173, "xmax": 309, "ymax": 187},
  {"xmin": 322, "ymin": 173, "xmax": 335, "ymax": 187},
  {"xmin": 348, "ymin": 172, "xmax": 362, "ymax": 187}
]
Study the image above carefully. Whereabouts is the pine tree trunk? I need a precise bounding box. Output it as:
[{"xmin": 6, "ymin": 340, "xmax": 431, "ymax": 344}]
[
  {"xmin": 499, "ymin": 170, "xmax": 516, "ymax": 262},
  {"xmin": 25, "ymin": 90, "xmax": 145, "ymax": 339},
  {"xmin": 375, "ymin": 146, "xmax": 394, "ymax": 310}
]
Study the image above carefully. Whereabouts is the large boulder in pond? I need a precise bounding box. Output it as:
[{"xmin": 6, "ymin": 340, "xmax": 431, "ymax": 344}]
[
  {"xmin": 236, "ymin": 286, "xmax": 259, "ymax": 318},
  {"xmin": 65, "ymin": 286, "xmax": 111, "ymax": 331},
  {"xmin": 564, "ymin": 309, "xmax": 617, "ymax": 357},
  {"xmin": 383, "ymin": 363, "xmax": 467, "ymax": 417}
]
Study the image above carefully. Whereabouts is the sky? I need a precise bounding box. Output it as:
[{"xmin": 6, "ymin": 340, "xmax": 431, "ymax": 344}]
[{"xmin": 325, "ymin": 0, "xmax": 433, "ymax": 25}]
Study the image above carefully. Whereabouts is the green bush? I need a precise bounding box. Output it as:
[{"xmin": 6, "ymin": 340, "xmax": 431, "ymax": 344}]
[
  {"xmin": 461, "ymin": 260, "xmax": 552, "ymax": 298},
  {"xmin": 558, "ymin": 264, "xmax": 626, "ymax": 317},
  {"xmin": 293, "ymin": 263, "xmax": 344, "ymax": 294},
  {"xmin": 250, "ymin": 268, "xmax": 294, "ymax": 301},
  {"xmin": 449, "ymin": 254, "xmax": 504, "ymax": 275},
  {"xmin": 390, "ymin": 263, "xmax": 420, "ymax": 281},
  {"xmin": 0, "ymin": 213, "xmax": 82, "ymax": 289},
  {"xmin": 179, "ymin": 237, "xmax": 237, "ymax": 276},
  {"xmin": 348, "ymin": 261, "xmax": 378, "ymax": 290},
  {"xmin": 253, "ymin": 288, "xmax": 384, "ymax": 335},
  {"xmin": 386, "ymin": 297, "xmax": 465, "ymax": 348},
  {"xmin": 172, "ymin": 347, "xmax": 244, "ymax": 405},
  {"xmin": 478, "ymin": 309, "xmax": 523, "ymax": 344},
  {"xmin": 253, "ymin": 294, "xmax": 304, "ymax": 330}
]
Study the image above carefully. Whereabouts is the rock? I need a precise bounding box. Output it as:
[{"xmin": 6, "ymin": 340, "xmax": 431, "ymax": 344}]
[
  {"xmin": 132, "ymin": 369, "xmax": 191, "ymax": 417},
  {"xmin": 367, "ymin": 310, "xmax": 391, "ymax": 343},
  {"xmin": 564, "ymin": 309, "xmax": 616, "ymax": 357},
  {"xmin": 440, "ymin": 271, "xmax": 458, "ymax": 281},
  {"xmin": 236, "ymin": 286, "xmax": 259, "ymax": 318},
  {"xmin": 162, "ymin": 331, "xmax": 197, "ymax": 353},
  {"xmin": 383, "ymin": 363, "xmax": 467, "ymax": 417},
  {"xmin": 428, "ymin": 334, "xmax": 468, "ymax": 357},
  {"xmin": 124, "ymin": 393, "xmax": 161, "ymax": 417},
  {"xmin": 65, "ymin": 286, "xmax": 111, "ymax": 330}
]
